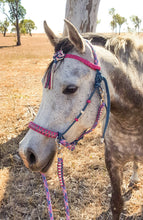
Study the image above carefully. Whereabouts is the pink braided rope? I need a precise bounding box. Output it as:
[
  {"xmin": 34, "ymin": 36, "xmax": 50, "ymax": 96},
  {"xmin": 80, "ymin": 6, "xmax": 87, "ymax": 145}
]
[
  {"xmin": 58, "ymin": 158, "xmax": 70, "ymax": 220},
  {"xmin": 81, "ymin": 102, "xmax": 105, "ymax": 136},
  {"xmin": 65, "ymin": 54, "xmax": 101, "ymax": 71},
  {"xmin": 29, "ymin": 122, "xmax": 58, "ymax": 138},
  {"xmin": 40, "ymin": 158, "xmax": 70, "ymax": 220},
  {"xmin": 59, "ymin": 139, "xmax": 75, "ymax": 151},
  {"xmin": 41, "ymin": 173, "xmax": 54, "ymax": 220},
  {"xmin": 29, "ymin": 122, "xmax": 75, "ymax": 151}
]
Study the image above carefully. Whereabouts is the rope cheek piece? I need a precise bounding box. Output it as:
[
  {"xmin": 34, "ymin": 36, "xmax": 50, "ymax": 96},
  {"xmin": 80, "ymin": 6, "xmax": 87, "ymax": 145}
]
[{"xmin": 28, "ymin": 41, "xmax": 110, "ymax": 220}]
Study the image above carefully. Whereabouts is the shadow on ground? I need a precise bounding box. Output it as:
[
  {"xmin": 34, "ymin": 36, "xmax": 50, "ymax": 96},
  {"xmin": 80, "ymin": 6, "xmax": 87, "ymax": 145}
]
[{"xmin": 0, "ymin": 45, "xmax": 17, "ymax": 49}]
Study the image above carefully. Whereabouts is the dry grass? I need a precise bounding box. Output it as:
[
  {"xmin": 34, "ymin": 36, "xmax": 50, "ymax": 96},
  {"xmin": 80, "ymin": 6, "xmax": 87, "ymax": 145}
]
[{"xmin": 0, "ymin": 33, "xmax": 143, "ymax": 220}]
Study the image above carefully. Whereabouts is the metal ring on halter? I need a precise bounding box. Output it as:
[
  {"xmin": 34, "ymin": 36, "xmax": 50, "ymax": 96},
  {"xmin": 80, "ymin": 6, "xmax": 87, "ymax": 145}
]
[{"xmin": 55, "ymin": 137, "xmax": 63, "ymax": 156}]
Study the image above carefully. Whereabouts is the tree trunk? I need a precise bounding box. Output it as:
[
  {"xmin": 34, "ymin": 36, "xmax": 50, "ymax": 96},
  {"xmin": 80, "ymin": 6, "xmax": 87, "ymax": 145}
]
[
  {"xmin": 4, "ymin": 28, "xmax": 6, "ymax": 37},
  {"xmin": 15, "ymin": 0, "xmax": 21, "ymax": 46},
  {"xmin": 119, "ymin": 25, "xmax": 121, "ymax": 35},
  {"xmin": 63, "ymin": 0, "xmax": 101, "ymax": 36},
  {"xmin": 16, "ymin": 17, "xmax": 21, "ymax": 46}
]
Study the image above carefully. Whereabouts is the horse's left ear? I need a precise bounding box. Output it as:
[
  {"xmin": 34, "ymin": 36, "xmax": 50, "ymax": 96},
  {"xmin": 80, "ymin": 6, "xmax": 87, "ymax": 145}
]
[{"xmin": 64, "ymin": 19, "xmax": 85, "ymax": 53}]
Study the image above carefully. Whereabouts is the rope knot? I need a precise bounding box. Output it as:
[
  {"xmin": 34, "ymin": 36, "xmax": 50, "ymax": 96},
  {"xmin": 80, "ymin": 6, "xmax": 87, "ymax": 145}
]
[
  {"xmin": 94, "ymin": 70, "xmax": 103, "ymax": 88},
  {"xmin": 53, "ymin": 50, "xmax": 65, "ymax": 63}
]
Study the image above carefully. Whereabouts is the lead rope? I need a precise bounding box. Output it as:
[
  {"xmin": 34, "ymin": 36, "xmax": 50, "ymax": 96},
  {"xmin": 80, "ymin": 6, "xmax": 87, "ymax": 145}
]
[
  {"xmin": 41, "ymin": 157, "xmax": 70, "ymax": 220},
  {"xmin": 41, "ymin": 173, "xmax": 54, "ymax": 220},
  {"xmin": 57, "ymin": 158, "xmax": 70, "ymax": 219}
]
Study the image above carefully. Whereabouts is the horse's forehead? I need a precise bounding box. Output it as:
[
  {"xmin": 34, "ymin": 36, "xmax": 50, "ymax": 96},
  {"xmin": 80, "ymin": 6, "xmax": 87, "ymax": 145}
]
[
  {"xmin": 55, "ymin": 57, "xmax": 91, "ymax": 83},
  {"xmin": 45, "ymin": 43, "xmax": 96, "ymax": 89}
]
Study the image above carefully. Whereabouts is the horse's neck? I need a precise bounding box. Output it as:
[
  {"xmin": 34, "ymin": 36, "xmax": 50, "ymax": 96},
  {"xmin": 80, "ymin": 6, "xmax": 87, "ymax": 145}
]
[{"xmin": 96, "ymin": 46, "xmax": 143, "ymax": 122}]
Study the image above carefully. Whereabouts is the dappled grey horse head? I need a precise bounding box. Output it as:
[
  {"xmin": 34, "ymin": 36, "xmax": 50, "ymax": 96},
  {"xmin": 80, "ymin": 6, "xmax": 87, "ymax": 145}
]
[{"xmin": 19, "ymin": 20, "xmax": 108, "ymax": 173}]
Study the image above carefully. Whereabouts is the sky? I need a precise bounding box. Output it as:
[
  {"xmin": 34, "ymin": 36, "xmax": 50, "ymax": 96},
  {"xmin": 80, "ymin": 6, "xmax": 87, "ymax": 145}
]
[{"xmin": 1, "ymin": 0, "xmax": 143, "ymax": 33}]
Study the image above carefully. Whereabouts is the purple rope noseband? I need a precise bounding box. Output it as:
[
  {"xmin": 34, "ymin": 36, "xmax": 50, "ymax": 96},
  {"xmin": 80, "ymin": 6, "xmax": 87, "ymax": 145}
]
[{"xmin": 28, "ymin": 41, "xmax": 110, "ymax": 220}]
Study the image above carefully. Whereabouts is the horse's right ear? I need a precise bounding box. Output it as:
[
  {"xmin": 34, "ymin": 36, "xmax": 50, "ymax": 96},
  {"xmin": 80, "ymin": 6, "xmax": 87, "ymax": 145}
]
[{"xmin": 44, "ymin": 21, "xmax": 58, "ymax": 46}]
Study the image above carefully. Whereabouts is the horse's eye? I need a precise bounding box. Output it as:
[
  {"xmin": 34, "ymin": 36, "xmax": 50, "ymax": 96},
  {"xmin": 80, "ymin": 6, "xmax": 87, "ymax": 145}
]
[{"xmin": 63, "ymin": 85, "xmax": 78, "ymax": 94}]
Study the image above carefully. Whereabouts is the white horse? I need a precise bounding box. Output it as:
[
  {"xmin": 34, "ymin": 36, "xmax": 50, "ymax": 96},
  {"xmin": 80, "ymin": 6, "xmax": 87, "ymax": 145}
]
[{"xmin": 19, "ymin": 20, "xmax": 143, "ymax": 220}]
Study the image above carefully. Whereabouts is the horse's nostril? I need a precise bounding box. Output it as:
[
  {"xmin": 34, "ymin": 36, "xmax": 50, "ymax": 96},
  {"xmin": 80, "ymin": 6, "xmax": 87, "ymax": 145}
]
[
  {"xmin": 27, "ymin": 149, "xmax": 37, "ymax": 165},
  {"xmin": 29, "ymin": 152, "xmax": 36, "ymax": 164}
]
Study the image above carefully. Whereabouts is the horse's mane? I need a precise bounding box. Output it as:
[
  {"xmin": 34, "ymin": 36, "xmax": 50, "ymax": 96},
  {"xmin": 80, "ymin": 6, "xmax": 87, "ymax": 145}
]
[
  {"xmin": 83, "ymin": 33, "xmax": 143, "ymax": 108},
  {"xmin": 83, "ymin": 33, "xmax": 143, "ymax": 52},
  {"xmin": 85, "ymin": 33, "xmax": 143, "ymax": 67},
  {"xmin": 105, "ymin": 35, "xmax": 143, "ymax": 65},
  {"xmin": 106, "ymin": 35, "xmax": 143, "ymax": 52},
  {"xmin": 55, "ymin": 34, "xmax": 143, "ymax": 68}
]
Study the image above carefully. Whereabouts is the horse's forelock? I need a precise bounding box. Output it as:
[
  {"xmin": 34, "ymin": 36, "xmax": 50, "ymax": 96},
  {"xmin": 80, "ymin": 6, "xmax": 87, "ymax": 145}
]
[
  {"xmin": 43, "ymin": 39, "xmax": 74, "ymax": 88},
  {"xmin": 55, "ymin": 38, "xmax": 74, "ymax": 54}
]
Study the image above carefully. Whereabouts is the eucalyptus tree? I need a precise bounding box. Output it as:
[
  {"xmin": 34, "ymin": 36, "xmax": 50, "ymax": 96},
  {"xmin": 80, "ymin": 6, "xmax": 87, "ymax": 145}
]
[
  {"xmin": 109, "ymin": 8, "xmax": 126, "ymax": 34},
  {"xmin": 114, "ymin": 14, "xmax": 126, "ymax": 34},
  {"xmin": 130, "ymin": 15, "xmax": 142, "ymax": 34},
  {"xmin": 0, "ymin": 0, "xmax": 26, "ymax": 45},
  {"xmin": 20, "ymin": 19, "xmax": 36, "ymax": 36},
  {"xmin": 109, "ymin": 8, "xmax": 116, "ymax": 32},
  {"xmin": 110, "ymin": 20, "xmax": 117, "ymax": 33},
  {"xmin": 0, "ymin": 18, "xmax": 9, "ymax": 36}
]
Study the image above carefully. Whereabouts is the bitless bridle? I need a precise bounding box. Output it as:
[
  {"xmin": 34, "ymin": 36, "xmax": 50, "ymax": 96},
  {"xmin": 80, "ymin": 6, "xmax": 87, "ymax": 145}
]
[{"xmin": 28, "ymin": 41, "xmax": 110, "ymax": 220}]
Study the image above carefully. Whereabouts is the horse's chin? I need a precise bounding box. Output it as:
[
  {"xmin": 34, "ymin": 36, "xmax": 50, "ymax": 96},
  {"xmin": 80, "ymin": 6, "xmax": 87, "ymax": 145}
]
[{"xmin": 40, "ymin": 155, "xmax": 55, "ymax": 173}]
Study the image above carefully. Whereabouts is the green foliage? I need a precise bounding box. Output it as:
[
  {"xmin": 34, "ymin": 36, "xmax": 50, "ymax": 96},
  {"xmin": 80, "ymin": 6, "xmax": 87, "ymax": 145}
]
[
  {"xmin": 110, "ymin": 20, "xmax": 117, "ymax": 32},
  {"xmin": 113, "ymin": 14, "xmax": 126, "ymax": 34},
  {"xmin": 0, "ymin": 0, "xmax": 26, "ymax": 45},
  {"xmin": 19, "ymin": 19, "xmax": 36, "ymax": 35},
  {"xmin": 97, "ymin": 19, "xmax": 101, "ymax": 25},
  {"xmin": 130, "ymin": 15, "xmax": 142, "ymax": 33},
  {"xmin": 1, "ymin": 0, "xmax": 26, "ymax": 25},
  {"xmin": 126, "ymin": 25, "xmax": 134, "ymax": 33},
  {"xmin": 8, "ymin": 0, "xmax": 26, "ymax": 24},
  {"xmin": 109, "ymin": 8, "xmax": 116, "ymax": 32},
  {"xmin": 109, "ymin": 8, "xmax": 142, "ymax": 34},
  {"xmin": 0, "ymin": 22, "xmax": 4, "ymax": 33},
  {"xmin": 109, "ymin": 8, "xmax": 126, "ymax": 34},
  {"xmin": 0, "ymin": 18, "xmax": 9, "ymax": 36},
  {"xmin": 11, "ymin": 26, "xmax": 16, "ymax": 33},
  {"xmin": 109, "ymin": 8, "xmax": 115, "ymax": 16}
]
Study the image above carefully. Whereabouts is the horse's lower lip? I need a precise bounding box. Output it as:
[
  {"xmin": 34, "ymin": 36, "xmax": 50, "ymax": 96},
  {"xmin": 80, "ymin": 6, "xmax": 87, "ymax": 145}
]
[{"xmin": 41, "ymin": 157, "xmax": 54, "ymax": 173}]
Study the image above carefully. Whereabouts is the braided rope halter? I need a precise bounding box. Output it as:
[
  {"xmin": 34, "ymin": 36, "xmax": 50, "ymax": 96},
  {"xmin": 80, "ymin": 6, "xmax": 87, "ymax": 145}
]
[{"xmin": 29, "ymin": 41, "xmax": 110, "ymax": 220}]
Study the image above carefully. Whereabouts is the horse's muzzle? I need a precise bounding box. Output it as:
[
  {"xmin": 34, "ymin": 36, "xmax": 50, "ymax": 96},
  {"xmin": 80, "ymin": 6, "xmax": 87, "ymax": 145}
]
[
  {"xmin": 19, "ymin": 136, "xmax": 56, "ymax": 173},
  {"xmin": 19, "ymin": 147, "xmax": 56, "ymax": 172}
]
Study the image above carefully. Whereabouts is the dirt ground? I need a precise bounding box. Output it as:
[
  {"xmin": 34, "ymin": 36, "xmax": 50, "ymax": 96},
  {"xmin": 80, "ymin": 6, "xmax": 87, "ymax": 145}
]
[{"xmin": 0, "ymin": 33, "xmax": 143, "ymax": 220}]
